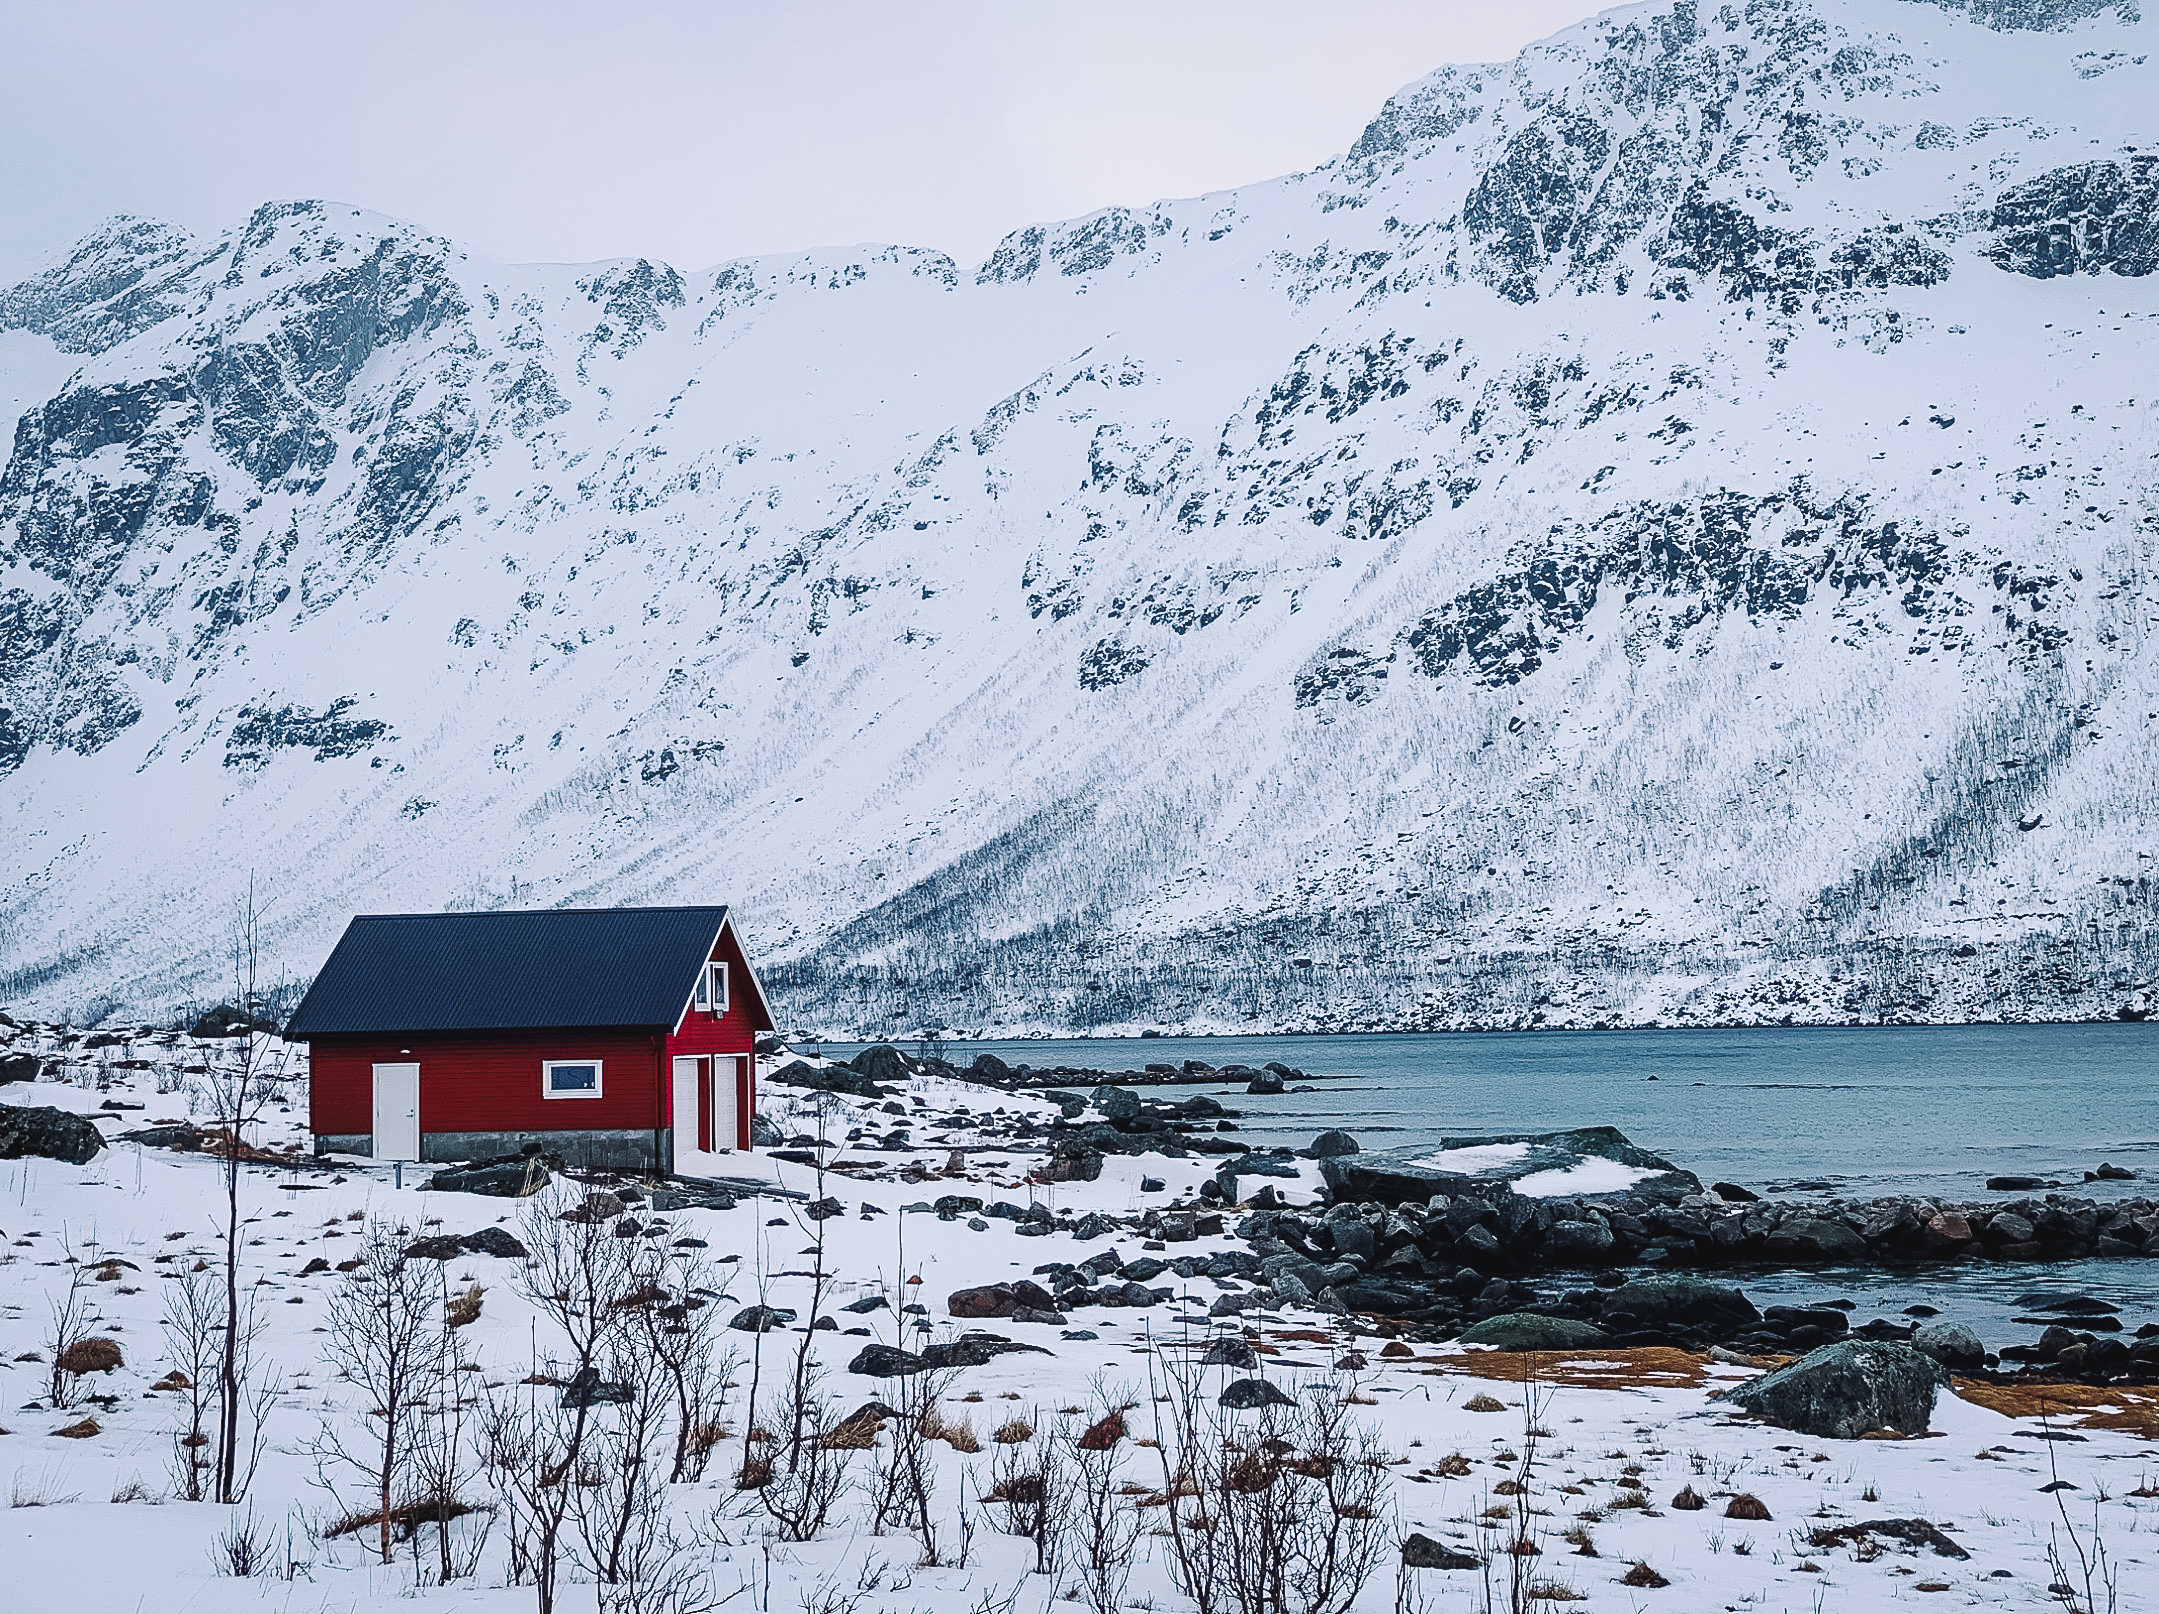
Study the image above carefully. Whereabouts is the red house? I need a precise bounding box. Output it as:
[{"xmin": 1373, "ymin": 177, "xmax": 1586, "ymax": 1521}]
[{"xmin": 286, "ymin": 905, "xmax": 773, "ymax": 1171}]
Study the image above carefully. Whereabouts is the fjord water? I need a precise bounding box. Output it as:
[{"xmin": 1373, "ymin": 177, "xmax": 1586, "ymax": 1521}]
[
  {"xmin": 816, "ymin": 1023, "xmax": 2159, "ymax": 1340},
  {"xmin": 829, "ymin": 1023, "xmax": 2159, "ymax": 1204}
]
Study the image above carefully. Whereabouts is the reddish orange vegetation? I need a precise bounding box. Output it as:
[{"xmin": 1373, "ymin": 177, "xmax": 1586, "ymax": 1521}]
[
  {"xmin": 1414, "ymin": 1347, "xmax": 1721, "ymax": 1391},
  {"xmin": 1951, "ymin": 1379, "xmax": 2159, "ymax": 1440}
]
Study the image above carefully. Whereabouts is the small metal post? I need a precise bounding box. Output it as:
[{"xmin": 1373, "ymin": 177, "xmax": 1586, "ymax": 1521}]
[{"xmin": 395, "ymin": 1161, "xmax": 403, "ymax": 1190}]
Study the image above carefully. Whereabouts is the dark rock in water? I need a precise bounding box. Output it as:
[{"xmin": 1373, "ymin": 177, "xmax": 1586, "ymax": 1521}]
[
  {"xmin": 1987, "ymin": 1175, "xmax": 2052, "ymax": 1191},
  {"xmin": 1725, "ymin": 1342, "xmax": 1945, "ymax": 1439},
  {"xmin": 0, "ymin": 1105, "xmax": 104, "ymax": 1164},
  {"xmin": 968, "ymin": 1053, "xmax": 1013, "ymax": 1085},
  {"xmin": 1544, "ymin": 1219, "xmax": 1617, "ymax": 1264},
  {"xmin": 2016, "ymin": 1313, "xmax": 2121, "ymax": 1332},
  {"xmin": 1091, "ymin": 1085, "xmax": 1142, "ymax": 1122},
  {"xmin": 730, "ymin": 1305, "xmax": 796, "ymax": 1332},
  {"xmin": 1202, "ymin": 1336, "xmax": 1260, "ymax": 1369},
  {"xmin": 2093, "ymin": 1162, "xmax": 2136, "ymax": 1180},
  {"xmin": 2013, "ymin": 1292, "xmax": 2120, "ymax": 1315},
  {"xmin": 1903, "ymin": 1305, "xmax": 1941, "ymax": 1318},
  {"xmin": 1401, "ymin": 1533, "xmax": 1481, "ymax": 1570},
  {"xmin": 1764, "ymin": 1217, "xmax": 1866, "ymax": 1261},
  {"xmin": 1456, "ymin": 1313, "xmax": 1608, "ymax": 1351},
  {"xmin": 1247, "ymin": 1072, "xmax": 1285, "ymax": 1096},
  {"xmin": 1310, "ymin": 1130, "xmax": 1360, "ymax": 1158},
  {"xmin": 1218, "ymin": 1377, "xmax": 1295, "ymax": 1409},
  {"xmin": 1599, "ymin": 1276, "xmax": 1759, "ymax": 1332},
  {"xmin": 1711, "ymin": 1181, "xmax": 1760, "ymax": 1203},
  {"xmin": 1911, "ymin": 1322, "xmax": 1986, "ymax": 1371},
  {"xmin": 1319, "ymin": 1127, "xmax": 1699, "ymax": 1207}
]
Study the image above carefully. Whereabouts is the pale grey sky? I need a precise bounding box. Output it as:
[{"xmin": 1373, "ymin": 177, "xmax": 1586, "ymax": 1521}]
[{"xmin": 1, "ymin": 1, "xmax": 1608, "ymax": 285}]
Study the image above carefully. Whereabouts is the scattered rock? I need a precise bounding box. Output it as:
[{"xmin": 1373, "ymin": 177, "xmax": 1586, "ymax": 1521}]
[
  {"xmin": 1201, "ymin": 1336, "xmax": 1260, "ymax": 1369},
  {"xmin": 0, "ymin": 1105, "xmax": 104, "ymax": 1165},
  {"xmin": 729, "ymin": 1305, "xmax": 796, "ymax": 1333},
  {"xmin": 1808, "ymin": 1519, "xmax": 1969, "ymax": 1560},
  {"xmin": 1456, "ymin": 1314, "xmax": 1609, "ymax": 1351},
  {"xmin": 1910, "ymin": 1322, "xmax": 1986, "ymax": 1371},
  {"xmin": 1310, "ymin": 1130, "xmax": 1361, "ymax": 1158},
  {"xmin": 427, "ymin": 1158, "xmax": 550, "ymax": 1197},
  {"xmin": 1218, "ymin": 1377, "xmax": 1296, "ymax": 1410},
  {"xmin": 1401, "ymin": 1534, "xmax": 1480, "ymax": 1570}
]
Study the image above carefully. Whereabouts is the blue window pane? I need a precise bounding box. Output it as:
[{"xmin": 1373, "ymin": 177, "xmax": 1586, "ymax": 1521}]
[{"xmin": 550, "ymin": 1064, "xmax": 598, "ymax": 1092}]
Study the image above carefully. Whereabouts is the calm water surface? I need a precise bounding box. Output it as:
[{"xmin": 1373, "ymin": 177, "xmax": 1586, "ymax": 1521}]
[{"xmin": 814, "ymin": 1024, "xmax": 2159, "ymax": 1339}]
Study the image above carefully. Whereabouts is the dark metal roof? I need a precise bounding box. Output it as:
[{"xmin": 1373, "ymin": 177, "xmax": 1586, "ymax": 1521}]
[{"xmin": 284, "ymin": 906, "xmax": 730, "ymax": 1037}]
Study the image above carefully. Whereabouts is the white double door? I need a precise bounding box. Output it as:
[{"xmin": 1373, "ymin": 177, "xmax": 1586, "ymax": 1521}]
[{"xmin": 671, "ymin": 1055, "xmax": 739, "ymax": 1164}]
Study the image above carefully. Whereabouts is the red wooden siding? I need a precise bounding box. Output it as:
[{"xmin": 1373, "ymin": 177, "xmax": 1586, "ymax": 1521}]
[
  {"xmin": 311, "ymin": 1027, "xmax": 665, "ymax": 1139},
  {"xmin": 661, "ymin": 920, "xmax": 761, "ymax": 1149}
]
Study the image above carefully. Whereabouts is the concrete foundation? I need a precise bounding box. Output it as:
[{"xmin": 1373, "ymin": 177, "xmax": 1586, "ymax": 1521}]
[{"xmin": 314, "ymin": 1128, "xmax": 667, "ymax": 1172}]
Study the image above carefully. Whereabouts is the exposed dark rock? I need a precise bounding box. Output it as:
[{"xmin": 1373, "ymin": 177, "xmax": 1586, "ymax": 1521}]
[
  {"xmin": 771, "ymin": 1059, "xmax": 886, "ymax": 1099},
  {"xmin": 1310, "ymin": 1129, "xmax": 1361, "ymax": 1158},
  {"xmin": 0, "ymin": 1104, "xmax": 104, "ymax": 1164},
  {"xmin": 1456, "ymin": 1313, "xmax": 1608, "ymax": 1350},
  {"xmin": 1218, "ymin": 1376, "xmax": 1296, "ymax": 1410},
  {"xmin": 427, "ymin": 1157, "xmax": 552, "ymax": 1197},
  {"xmin": 1401, "ymin": 1534, "xmax": 1481, "ymax": 1570},
  {"xmin": 1725, "ymin": 1342, "xmax": 1945, "ymax": 1439}
]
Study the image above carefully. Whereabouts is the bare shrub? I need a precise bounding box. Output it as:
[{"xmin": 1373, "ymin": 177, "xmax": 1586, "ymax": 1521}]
[
  {"xmin": 985, "ymin": 1414, "xmax": 1069, "ymax": 1576},
  {"xmin": 161, "ymin": 1264, "xmax": 223, "ymax": 1500},
  {"xmin": 42, "ymin": 1236, "xmax": 94, "ymax": 1409},
  {"xmin": 1151, "ymin": 1357, "xmax": 1391, "ymax": 1614},
  {"xmin": 315, "ymin": 1219, "xmax": 446, "ymax": 1566},
  {"xmin": 212, "ymin": 1505, "xmax": 271, "ymax": 1577}
]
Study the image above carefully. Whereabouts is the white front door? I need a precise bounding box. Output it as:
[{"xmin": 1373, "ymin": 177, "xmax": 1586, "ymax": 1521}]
[
  {"xmin": 371, "ymin": 1062, "xmax": 420, "ymax": 1161},
  {"xmin": 712, "ymin": 1055, "xmax": 739, "ymax": 1153},
  {"xmin": 671, "ymin": 1056, "xmax": 704, "ymax": 1166}
]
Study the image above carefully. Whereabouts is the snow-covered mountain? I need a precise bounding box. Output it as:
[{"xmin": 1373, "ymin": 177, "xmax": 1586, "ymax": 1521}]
[{"xmin": 4, "ymin": 0, "xmax": 2157, "ymax": 1034}]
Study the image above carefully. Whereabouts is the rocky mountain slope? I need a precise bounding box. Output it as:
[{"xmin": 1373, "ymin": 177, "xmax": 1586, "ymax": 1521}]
[{"xmin": 2, "ymin": 0, "xmax": 2156, "ymax": 1034}]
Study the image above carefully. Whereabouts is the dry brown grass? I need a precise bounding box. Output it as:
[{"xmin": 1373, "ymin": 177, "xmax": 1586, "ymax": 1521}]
[
  {"xmin": 1950, "ymin": 1379, "xmax": 2159, "ymax": 1440},
  {"xmin": 1670, "ymin": 1485, "xmax": 1705, "ymax": 1511},
  {"xmin": 445, "ymin": 1283, "xmax": 483, "ymax": 1329},
  {"xmin": 1724, "ymin": 1493, "xmax": 1771, "ymax": 1520},
  {"xmin": 1464, "ymin": 1393, "xmax": 1508, "ymax": 1413},
  {"xmin": 1423, "ymin": 1347, "xmax": 1715, "ymax": 1391},
  {"xmin": 1621, "ymin": 1561, "xmax": 1670, "ymax": 1588},
  {"xmin": 992, "ymin": 1416, "xmax": 1034, "ymax": 1444},
  {"xmin": 51, "ymin": 1417, "xmax": 100, "ymax": 1439},
  {"xmin": 56, "ymin": 1337, "xmax": 122, "ymax": 1375}
]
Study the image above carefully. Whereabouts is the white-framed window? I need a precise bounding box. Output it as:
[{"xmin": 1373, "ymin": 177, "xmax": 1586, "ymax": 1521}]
[
  {"xmin": 543, "ymin": 1059, "xmax": 603, "ymax": 1099},
  {"xmin": 693, "ymin": 961, "xmax": 729, "ymax": 1015}
]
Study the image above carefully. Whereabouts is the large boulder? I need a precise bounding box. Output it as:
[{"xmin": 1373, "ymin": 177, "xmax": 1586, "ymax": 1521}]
[
  {"xmin": 1724, "ymin": 1341, "xmax": 1946, "ymax": 1439},
  {"xmin": 948, "ymin": 1281, "xmax": 1056, "ymax": 1319},
  {"xmin": 850, "ymin": 1045, "xmax": 916, "ymax": 1086},
  {"xmin": 0, "ymin": 1052, "xmax": 43, "ymax": 1085},
  {"xmin": 1911, "ymin": 1322, "xmax": 1987, "ymax": 1371},
  {"xmin": 1598, "ymin": 1275, "xmax": 1760, "ymax": 1332},
  {"xmin": 0, "ymin": 1104, "xmax": 104, "ymax": 1164},
  {"xmin": 1090, "ymin": 1085, "xmax": 1142, "ymax": 1123},
  {"xmin": 1765, "ymin": 1216, "xmax": 1867, "ymax": 1261},
  {"xmin": 1310, "ymin": 1130, "xmax": 1361, "ymax": 1158},
  {"xmin": 1456, "ymin": 1313, "xmax": 1610, "ymax": 1351},
  {"xmin": 771, "ymin": 1059, "xmax": 886, "ymax": 1099},
  {"xmin": 1319, "ymin": 1127, "xmax": 1700, "ymax": 1207},
  {"xmin": 427, "ymin": 1156, "xmax": 552, "ymax": 1196}
]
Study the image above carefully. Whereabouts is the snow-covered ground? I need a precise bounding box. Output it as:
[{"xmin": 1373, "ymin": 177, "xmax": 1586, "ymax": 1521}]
[{"xmin": 1, "ymin": 1033, "xmax": 2154, "ymax": 1613}]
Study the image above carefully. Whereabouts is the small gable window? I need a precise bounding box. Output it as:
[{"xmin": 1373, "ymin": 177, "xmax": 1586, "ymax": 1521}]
[
  {"xmin": 543, "ymin": 1060, "xmax": 602, "ymax": 1099},
  {"xmin": 693, "ymin": 962, "xmax": 729, "ymax": 1016}
]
